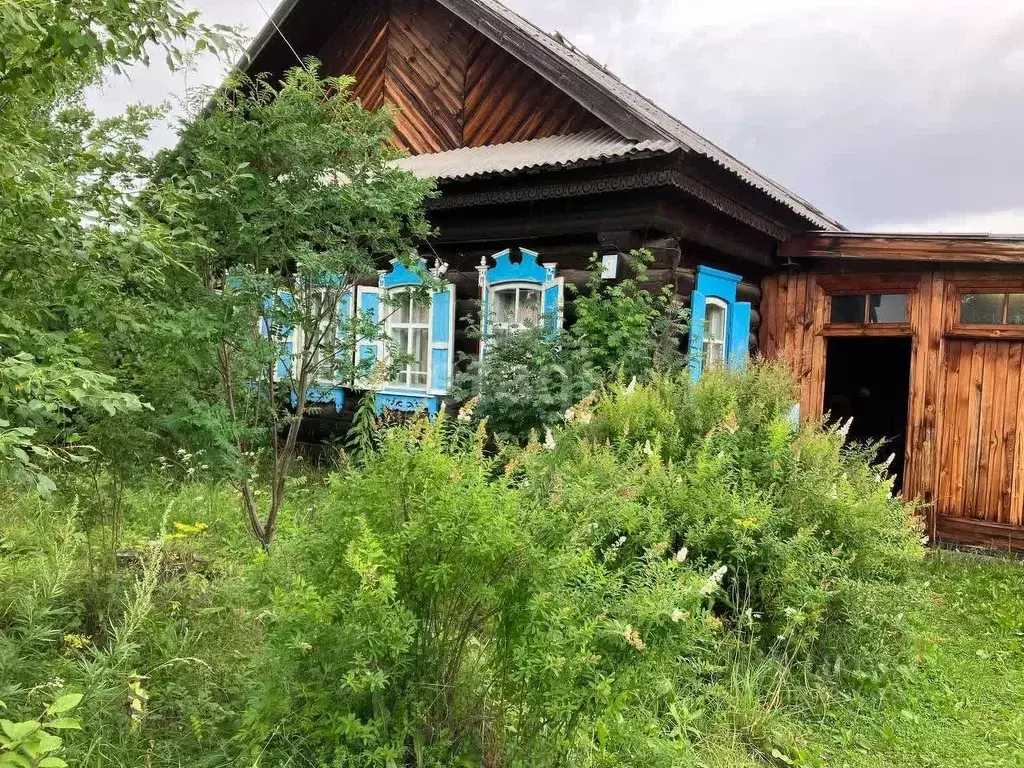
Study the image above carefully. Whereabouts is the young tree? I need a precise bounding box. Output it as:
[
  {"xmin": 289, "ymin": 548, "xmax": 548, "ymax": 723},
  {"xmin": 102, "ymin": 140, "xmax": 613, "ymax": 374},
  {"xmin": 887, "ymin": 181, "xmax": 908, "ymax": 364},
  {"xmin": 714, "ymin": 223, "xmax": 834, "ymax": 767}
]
[
  {"xmin": 0, "ymin": 0, "xmax": 231, "ymax": 489},
  {"xmin": 155, "ymin": 64, "xmax": 435, "ymax": 548}
]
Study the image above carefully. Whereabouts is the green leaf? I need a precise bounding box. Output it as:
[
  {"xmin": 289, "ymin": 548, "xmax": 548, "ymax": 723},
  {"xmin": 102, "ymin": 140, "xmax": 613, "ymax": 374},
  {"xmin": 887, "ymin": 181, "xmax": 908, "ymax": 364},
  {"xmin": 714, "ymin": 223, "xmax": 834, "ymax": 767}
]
[
  {"xmin": 36, "ymin": 731, "xmax": 62, "ymax": 752},
  {"xmin": 45, "ymin": 719, "xmax": 80, "ymax": 731},
  {"xmin": 37, "ymin": 759, "xmax": 69, "ymax": 768},
  {"xmin": 0, "ymin": 752, "xmax": 33, "ymax": 767},
  {"xmin": 45, "ymin": 693, "xmax": 82, "ymax": 715},
  {"xmin": 0, "ymin": 719, "xmax": 40, "ymax": 742}
]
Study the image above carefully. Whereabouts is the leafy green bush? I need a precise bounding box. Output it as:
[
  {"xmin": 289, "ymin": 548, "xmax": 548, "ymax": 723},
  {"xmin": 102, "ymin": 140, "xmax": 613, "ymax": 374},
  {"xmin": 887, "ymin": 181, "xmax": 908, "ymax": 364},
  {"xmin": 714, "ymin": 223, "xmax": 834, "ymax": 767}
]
[
  {"xmin": 569, "ymin": 250, "xmax": 687, "ymax": 379},
  {"xmin": 453, "ymin": 327, "xmax": 600, "ymax": 440},
  {"xmin": 246, "ymin": 414, "xmax": 725, "ymax": 766},
  {"xmin": 528, "ymin": 364, "xmax": 925, "ymax": 668},
  {"xmin": 455, "ymin": 250, "xmax": 687, "ymax": 443}
]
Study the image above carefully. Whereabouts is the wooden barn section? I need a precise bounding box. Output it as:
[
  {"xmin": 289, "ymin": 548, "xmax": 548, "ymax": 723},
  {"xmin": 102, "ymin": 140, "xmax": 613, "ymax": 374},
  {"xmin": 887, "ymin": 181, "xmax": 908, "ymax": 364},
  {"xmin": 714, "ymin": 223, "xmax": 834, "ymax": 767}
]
[{"xmin": 765, "ymin": 233, "xmax": 1024, "ymax": 549}]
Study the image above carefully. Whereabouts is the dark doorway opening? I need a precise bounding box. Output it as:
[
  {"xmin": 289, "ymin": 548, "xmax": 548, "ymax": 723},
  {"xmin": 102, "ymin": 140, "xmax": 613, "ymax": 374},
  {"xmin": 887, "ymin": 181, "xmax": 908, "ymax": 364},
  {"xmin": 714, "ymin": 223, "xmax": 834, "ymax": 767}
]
[{"xmin": 823, "ymin": 337, "xmax": 912, "ymax": 491}]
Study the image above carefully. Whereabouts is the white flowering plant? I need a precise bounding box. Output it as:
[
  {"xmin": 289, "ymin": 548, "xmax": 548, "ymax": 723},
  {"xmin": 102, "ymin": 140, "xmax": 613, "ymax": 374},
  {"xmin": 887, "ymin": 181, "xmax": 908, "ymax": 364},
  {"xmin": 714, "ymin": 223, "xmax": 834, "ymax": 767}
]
[{"xmin": 523, "ymin": 362, "xmax": 925, "ymax": 671}]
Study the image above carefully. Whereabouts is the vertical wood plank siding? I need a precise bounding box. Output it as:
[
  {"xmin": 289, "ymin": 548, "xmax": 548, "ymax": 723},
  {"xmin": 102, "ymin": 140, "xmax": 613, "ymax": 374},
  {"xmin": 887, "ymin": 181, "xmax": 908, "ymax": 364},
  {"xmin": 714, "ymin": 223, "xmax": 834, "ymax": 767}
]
[{"xmin": 761, "ymin": 266, "xmax": 1024, "ymax": 549}]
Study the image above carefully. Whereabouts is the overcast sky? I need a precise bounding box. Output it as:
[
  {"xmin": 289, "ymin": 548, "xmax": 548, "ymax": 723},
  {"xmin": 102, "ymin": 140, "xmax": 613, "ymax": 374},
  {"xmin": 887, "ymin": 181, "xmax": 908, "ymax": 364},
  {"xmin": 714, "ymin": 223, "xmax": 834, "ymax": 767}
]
[{"xmin": 86, "ymin": 0, "xmax": 1024, "ymax": 232}]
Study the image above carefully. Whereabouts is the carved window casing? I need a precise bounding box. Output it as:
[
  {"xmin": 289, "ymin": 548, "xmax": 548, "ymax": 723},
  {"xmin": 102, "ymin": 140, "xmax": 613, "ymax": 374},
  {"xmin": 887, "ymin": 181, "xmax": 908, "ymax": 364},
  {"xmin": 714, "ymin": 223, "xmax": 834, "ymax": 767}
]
[
  {"xmin": 688, "ymin": 265, "xmax": 752, "ymax": 381},
  {"xmin": 354, "ymin": 258, "xmax": 456, "ymax": 416},
  {"xmin": 477, "ymin": 248, "xmax": 564, "ymax": 358}
]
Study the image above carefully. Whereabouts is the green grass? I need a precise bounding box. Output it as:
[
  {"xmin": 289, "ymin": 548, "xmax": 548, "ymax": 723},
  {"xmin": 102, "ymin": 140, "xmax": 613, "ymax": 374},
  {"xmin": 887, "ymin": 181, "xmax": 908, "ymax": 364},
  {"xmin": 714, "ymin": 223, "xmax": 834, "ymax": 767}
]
[
  {"xmin": 717, "ymin": 550, "xmax": 1024, "ymax": 767},
  {"xmin": 8, "ymin": 478, "xmax": 1024, "ymax": 767}
]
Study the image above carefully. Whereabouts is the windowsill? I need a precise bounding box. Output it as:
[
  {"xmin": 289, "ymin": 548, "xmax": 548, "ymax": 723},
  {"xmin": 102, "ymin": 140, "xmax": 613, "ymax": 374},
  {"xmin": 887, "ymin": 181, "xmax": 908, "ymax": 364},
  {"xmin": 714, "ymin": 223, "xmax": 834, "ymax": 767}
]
[
  {"xmin": 945, "ymin": 325, "xmax": 1024, "ymax": 340},
  {"xmin": 378, "ymin": 386, "xmax": 430, "ymax": 396}
]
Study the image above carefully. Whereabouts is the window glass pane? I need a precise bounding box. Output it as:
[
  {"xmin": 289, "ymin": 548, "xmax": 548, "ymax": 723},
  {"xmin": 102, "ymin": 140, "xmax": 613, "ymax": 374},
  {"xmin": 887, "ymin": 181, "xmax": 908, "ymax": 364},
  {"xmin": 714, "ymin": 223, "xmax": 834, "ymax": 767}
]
[
  {"xmin": 412, "ymin": 328, "xmax": 428, "ymax": 371},
  {"xmin": 518, "ymin": 288, "xmax": 542, "ymax": 327},
  {"xmin": 410, "ymin": 296, "xmax": 429, "ymax": 325},
  {"xmin": 389, "ymin": 327, "xmax": 408, "ymax": 386},
  {"xmin": 390, "ymin": 292, "xmax": 410, "ymax": 324},
  {"xmin": 961, "ymin": 293, "xmax": 1004, "ymax": 324},
  {"xmin": 702, "ymin": 302, "xmax": 727, "ymax": 369},
  {"xmin": 830, "ymin": 294, "xmax": 865, "ymax": 323},
  {"xmin": 1007, "ymin": 294, "xmax": 1024, "ymax": 325},
  {"xmin": 868, "ymin": 293, "xmax": 908, "ymax": 323},
  {"xmin": 705, "ymin": 301, "xmax": 726, "ymax": 341},
  {"xmin": 493, "ymin": 288, "xmax": 516, "ymax": 327},
  {"xmin": 307, "ymin": 291, "xmax": 338, "ymax": 376}
]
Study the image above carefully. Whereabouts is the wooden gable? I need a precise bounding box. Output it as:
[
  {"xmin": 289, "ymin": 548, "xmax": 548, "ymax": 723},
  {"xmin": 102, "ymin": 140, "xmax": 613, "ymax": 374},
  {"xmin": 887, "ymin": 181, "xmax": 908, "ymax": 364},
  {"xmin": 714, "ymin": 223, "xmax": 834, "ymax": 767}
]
[{"xmin": 314, "ymin": 0, "xmax": 605, "ymax": 154}]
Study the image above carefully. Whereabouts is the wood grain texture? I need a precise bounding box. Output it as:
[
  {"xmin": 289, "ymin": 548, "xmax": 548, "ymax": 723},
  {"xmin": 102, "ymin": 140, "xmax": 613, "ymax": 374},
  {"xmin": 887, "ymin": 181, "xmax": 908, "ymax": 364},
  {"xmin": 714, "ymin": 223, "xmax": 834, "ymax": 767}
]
[
  {"xmin": 761, "ymin": 263, "xmax": 1024, "ymax": 548},
  {"xmin": 463, "ymin": 32, "xmax": 603, "ymax": 147},
  {"xmin": 317, "ymin": 2, "xmax": 387, "ymax": 109},
  {"xmin": 317, "ymin": 0, "xmax": 605, "ymax": 154},
  {"xmin": 385, "ymin": 0, "xmax": 470, "ymax": 153},
  {"xmin": 782, "ymin": 234, "xmax": 1024, "ymax": 264}
]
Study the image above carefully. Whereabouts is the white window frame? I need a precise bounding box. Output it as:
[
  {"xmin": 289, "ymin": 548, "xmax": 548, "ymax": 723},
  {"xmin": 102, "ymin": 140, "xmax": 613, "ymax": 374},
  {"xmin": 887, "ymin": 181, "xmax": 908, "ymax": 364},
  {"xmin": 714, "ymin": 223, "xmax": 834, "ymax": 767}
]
[
  {"xmin": 384, "ymin": 287, "xmax": 430, "ymax": 391},
  {"xmin": 297, "ymin": 286, "xmax": 341, "ymax": 383},
  {"xmin": 702, "ymin": 296, "xmax": 728, "ymax": 370},
  {"xmin": 488, "ymin": 281, "xmax": 545, "ymax": 334}
]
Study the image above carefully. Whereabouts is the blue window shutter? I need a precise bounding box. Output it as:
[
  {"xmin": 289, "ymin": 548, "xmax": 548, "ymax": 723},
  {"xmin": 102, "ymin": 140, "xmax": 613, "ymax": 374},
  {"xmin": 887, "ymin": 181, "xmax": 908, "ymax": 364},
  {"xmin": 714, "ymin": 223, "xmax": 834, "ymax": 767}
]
[
  {"xmin": 542, "ymin": 275, "xmax": 564, "ymax": 336},
  {"xmin": 354, "ymin": 286, "xmax": 384, "ymax": 387},
  {"xmin": 688, "ymin": 289, "xmax": 707, "ymax": 382},
  {"xmin": 428, "ymin": 284, "xmax": 456, "ymax": 394},
  {"xmin": 729, "ymin": 301, "xmax": 752, "ymax": 369}
]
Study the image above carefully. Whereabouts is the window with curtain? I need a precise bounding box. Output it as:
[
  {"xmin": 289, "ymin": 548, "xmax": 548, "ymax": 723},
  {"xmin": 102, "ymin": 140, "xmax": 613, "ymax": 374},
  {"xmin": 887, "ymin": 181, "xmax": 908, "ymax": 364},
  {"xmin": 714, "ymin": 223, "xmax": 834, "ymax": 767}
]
[
  {"xmin": 490, "ymin": 283, "xmax": 543, "ymax": 333},
  {"xmin": 687, "ymin": 264, "xmax": 752, "ymax": 381},
  {"xmin": 304, "ymin": 288, "xmax": 339, "ymax": 380},
  {"xmin": 385, "ymin": 288, "xmax": 430, "ymax": 389},
  {"xmin": 702, "ymin": 297, "xmax": 728, "ymax": 369}
]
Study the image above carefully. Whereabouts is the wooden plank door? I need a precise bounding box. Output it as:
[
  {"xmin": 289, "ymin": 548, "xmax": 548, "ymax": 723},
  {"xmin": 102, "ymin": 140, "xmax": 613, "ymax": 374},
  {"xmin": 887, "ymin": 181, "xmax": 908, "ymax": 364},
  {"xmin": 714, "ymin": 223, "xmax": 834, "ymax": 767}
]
[{"xmin": 934, "ymin": 339, "xmax": 1024, "ymax": 528}]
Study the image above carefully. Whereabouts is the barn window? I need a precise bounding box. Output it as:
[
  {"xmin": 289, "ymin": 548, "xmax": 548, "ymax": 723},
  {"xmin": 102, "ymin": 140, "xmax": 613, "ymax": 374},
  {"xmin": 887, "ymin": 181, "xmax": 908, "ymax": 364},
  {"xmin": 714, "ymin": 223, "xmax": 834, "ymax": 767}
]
[
  {"xmin": 688, "ymin": 265, "xmax": 752, "ymax": 381},
  {"xmin": 478, "ymin": 248, "xmax": 563, "ymax": 357},
  {"xmin": 960, "ymin": 292, "xmax": 1024, "ymax": 325},
  {"xmin": 829, "ymin": 293, "xmax": 908, "ymax": 324}
]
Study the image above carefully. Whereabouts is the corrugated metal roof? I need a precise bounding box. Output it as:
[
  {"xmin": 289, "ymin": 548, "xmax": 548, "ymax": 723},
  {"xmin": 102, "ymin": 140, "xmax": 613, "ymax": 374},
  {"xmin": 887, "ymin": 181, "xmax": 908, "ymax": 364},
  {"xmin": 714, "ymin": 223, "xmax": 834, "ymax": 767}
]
[
  {"xmin": 445, "ymin": 0, "xmax": 841, "ymax": 230},
  {"xmin": 243, "ymin": 0, "xmax": 842, "ymax": 230},
  {"xmin": 392, "ymin": 129, "xmax": 678, "ymax": 180}
]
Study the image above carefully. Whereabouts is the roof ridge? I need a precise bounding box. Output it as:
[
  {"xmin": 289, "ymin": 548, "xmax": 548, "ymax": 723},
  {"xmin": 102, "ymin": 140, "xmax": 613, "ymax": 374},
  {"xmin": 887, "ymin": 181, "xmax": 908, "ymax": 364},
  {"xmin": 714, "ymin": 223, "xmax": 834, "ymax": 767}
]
[
  {"xmin": 243, "ymin": 0, "xmax": 842, "ymax": 229},
  {"xmin": 452, "ymin": 0, "xmax": 841, "ymax": 230}
]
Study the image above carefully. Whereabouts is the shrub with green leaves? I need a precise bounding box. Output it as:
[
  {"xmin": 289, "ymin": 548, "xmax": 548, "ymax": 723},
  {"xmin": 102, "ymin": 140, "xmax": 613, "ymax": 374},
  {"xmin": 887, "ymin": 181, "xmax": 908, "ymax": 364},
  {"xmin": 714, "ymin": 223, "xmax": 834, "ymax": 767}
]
[
  {"xmin": 454, "ymin": 327, "xmax": 600, "ymax": 441},
  {"xmin": 246, "ymin": 413, "xmax": 725, "ymax": 766},
  {"xmin": 569, "ymin": 250, "xmax": 687, "ymax": 380},
  {"xmin": 0, "ymin": 692, "xmax": 83, "ymax": 768},
  {"xmin": 528, "ymin": 364, "xmax": 925, "ymax": 668},
  {"xmin": 454, "ymin": 249, "xmax": 687, "ymax": 443}
]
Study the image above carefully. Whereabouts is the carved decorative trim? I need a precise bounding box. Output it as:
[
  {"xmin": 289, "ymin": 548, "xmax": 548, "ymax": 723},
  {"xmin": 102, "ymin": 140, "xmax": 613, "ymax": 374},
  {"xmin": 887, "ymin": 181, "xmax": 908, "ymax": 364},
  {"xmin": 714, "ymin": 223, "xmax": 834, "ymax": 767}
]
[
  {"xmin": 374, "ymin": 392, "xmax": 441, "ymax": 416},
  {"xmin": 429, "ymin": 169, "xmax": 792, "ymax": 240}
]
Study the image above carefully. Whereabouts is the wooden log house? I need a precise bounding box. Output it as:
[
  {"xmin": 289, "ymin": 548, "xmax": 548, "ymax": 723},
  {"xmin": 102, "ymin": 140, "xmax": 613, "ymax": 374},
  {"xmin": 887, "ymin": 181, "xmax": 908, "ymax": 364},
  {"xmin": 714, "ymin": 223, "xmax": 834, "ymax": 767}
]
[{"xmin": 244, "ymin": 0, "xmax": 1024, "ymax": 549}]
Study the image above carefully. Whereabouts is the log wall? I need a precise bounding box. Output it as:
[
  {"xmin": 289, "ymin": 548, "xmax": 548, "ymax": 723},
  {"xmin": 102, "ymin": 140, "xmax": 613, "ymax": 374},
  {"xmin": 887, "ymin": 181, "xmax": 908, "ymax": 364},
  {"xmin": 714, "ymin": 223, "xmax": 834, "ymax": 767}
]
[{"xmin": 432, "ymin": 236, "xmax": 763, "ymax": 361}]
